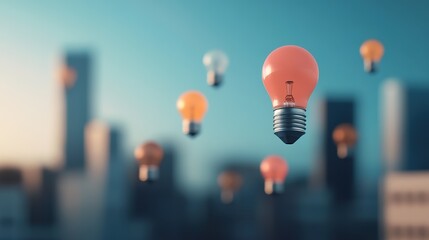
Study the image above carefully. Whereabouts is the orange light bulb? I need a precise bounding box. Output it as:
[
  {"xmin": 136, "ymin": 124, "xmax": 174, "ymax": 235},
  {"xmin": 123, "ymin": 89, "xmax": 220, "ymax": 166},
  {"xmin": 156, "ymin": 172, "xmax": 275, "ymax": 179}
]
[
  {"xmin": 262, "ymin": 45, "xmax": 319, "ymax": 144},
  {"xmin": 217, "ymin": 171, "xmax": 242, "ymax": 204},
  {"xmin": 58, "ymin": 65, "xmax": 76, "ymax": 88},
  {"xmin": 176, "ymin": 91, "xmax": 208, "ymax": 137},
  {"xmin": 134, "ymin": 141, "xmax": 164, "ymax": 182},
  {"xmin": 260, "ymin": 155, "xmax": 288, "ymax": 195},
  {"xmin": 332, "ymin": 124, "xmax": 357, "ymax": 159},
  {"xmin": 360, "ymin": 39, "xmax": 384, "ymax": 73}
]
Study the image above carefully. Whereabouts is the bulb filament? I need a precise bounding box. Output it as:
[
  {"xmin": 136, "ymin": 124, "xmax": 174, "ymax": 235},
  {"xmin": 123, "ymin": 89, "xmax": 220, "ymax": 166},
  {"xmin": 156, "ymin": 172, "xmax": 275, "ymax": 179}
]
[{"xmin": 284, "ymin": 81, "xmax": 295, "ymax": 107}]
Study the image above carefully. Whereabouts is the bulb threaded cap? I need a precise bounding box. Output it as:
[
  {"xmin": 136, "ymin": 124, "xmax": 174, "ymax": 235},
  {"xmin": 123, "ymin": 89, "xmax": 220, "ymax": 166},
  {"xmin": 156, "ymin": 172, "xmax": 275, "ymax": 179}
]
[
  {"xmin": 273, "ymin": 107, "xmax": 306, "ymax": 144},
  {"xmin": 207, "ymin": 71, "xmax": 223, "ymax": 87},
  {"xmin": 364, "ymin": 60, "xmax": 377, "ymax": 73},
  {"xmin": 139, "ymin": 165, "xmax": 159, "ymax": 182},
  {"xmin": 183, "ymin": 120, "xmax": 201, "ymax": 137},
  {"xmin": 264, "ymin": 180, "xmax": 284, "ymax": 195}
]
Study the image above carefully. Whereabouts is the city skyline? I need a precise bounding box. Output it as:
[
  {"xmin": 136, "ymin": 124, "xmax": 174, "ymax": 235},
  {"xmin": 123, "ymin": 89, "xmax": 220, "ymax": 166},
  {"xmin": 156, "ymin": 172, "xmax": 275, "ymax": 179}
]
[
  {"xmin": 2, "ymin": 1, "xmax": 429, "ymax": 193},
  {"xmin": 2, "ymin": 2, "xmax": 429, "ymax": 239}
]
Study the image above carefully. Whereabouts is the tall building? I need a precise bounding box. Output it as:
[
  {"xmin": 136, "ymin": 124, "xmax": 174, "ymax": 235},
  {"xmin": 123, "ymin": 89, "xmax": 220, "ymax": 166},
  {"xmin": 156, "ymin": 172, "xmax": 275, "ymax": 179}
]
[
  {"xmin": 62, "ymin": 52, "xmax": 92, "ymax": 170},
  {"xmin": 383, "ymin": 172, "xmax": 429, "ymax": 240},
  {"xmin": 58, "ymin": 120, "xmax": 128, "ymax": 240},
  {"xmin": 129, "ymin": 142, "xmax": 187, "ymax": 240},
  {"xmin": 382, "ymin": 80, "xmax": 429, "ymax": 171},
  {"xmin": 86, "ymin": 121, "xmax": 128, "ymax": 240},
  {"xmin": 0, "ymin": 167, "xmax": 26, "ymax": 240},
  {"xmin": 320, "ymin": 99, "xmax": 356, "ymax": 203},
  {"xmin": 28, "ymin": 167, "xmax": 58, "ymax": 226}
]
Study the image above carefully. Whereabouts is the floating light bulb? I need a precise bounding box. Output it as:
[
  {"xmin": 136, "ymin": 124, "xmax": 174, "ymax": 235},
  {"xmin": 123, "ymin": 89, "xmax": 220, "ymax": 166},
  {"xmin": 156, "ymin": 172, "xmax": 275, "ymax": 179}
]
[
  {"xmin": 217, "ymin": 171, "xmax": 242, "ymax": 204},
  {"xmin": 176, "ymin": 91, "xmax": 208, "ymax": 137},
  {"xmin": 332, "ymin": 124, "xmax": 357, "ymax": 159},
  {"xmin": 58, "ymin": 64, "xmax": 76, "ymax": 88},
  {"xmin": 360, "ymin": 39, "xmax": 384, "ymax": 73},
  {"xmin": 134, "ymin": 141, "xmax": 164, "ymax": 182},
  {"xmin": 262, "ymin": 45, "xmax": 319, "ymax": 144},
  {"xmin": 203, "ymin": 50, "xmax": 229, "ymax": 87},
  {"xmin": 260, "ymin": 155, "xmax": 288, "ymax": 195}
]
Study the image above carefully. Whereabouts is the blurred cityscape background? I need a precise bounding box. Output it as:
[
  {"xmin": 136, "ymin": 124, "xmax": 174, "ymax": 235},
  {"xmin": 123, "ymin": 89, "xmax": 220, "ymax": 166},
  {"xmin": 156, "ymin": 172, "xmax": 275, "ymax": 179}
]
[{"xmin": 1, "ymin": 1, "xmax": 429, "ymax": 240}]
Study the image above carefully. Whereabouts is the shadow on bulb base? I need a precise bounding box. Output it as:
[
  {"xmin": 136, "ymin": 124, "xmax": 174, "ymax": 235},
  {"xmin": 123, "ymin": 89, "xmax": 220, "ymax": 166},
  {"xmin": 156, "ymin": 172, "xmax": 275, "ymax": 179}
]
[
  {"xmin": 183, "ymin": 120, "xmax": 201, "ymax": 137},
  {"xmin": 364, "ymin": 60, "xmax": 377, "ymax": 74},
  {"xmin": 139, "ymin": 165, "xmax": 159, "ymax": 182},
  {"xmin": 273, "ymin": 107, "xmax": 306, "ymax": 144},
  {"xmin": 207, "ymin": 71, "xmax": 223, "ymax": 87},
  {"xmin": 264, "ymin": 181, "xmax": 284, "ymax": 195}
]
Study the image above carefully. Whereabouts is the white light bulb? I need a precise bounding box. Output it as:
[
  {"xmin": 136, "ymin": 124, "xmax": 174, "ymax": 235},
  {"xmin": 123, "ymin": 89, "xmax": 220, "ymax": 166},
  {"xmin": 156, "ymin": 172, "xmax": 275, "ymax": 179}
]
[{"xmin": 203, "ymin": 50, "xmax": 229, "ymax": 87}]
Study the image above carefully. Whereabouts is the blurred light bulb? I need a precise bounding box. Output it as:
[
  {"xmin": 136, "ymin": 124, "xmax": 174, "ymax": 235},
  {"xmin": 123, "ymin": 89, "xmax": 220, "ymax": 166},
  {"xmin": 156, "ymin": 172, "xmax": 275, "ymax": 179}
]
[
  {"xmin": 260, "ymin": 155, "xmax": 288, "ymax": 195},
  {"xmin": 58, "ymin": 65, "xmax": 76, "ymax": 88},
  {"xmin": 217, "ymin": 171, "xmax": 242, "ymax": 204},
  {"xmin": 203, "ymin": 50, "xmax": 229, "ymax": 87},
  {"xmin": 134, "ymin": 141, "xmax": 164, "ymax": 182},
  {"xmin": 332, "ymin": 124, "xmax": 357, "ymax": 159},
  {"xmin": 360, "ymin": 39, "xmax": 384, "ymax": 73},
  {"xmin": 262, "ymin": 45, "xmax": 319, "ymax": 144},
  {"xmin": 177, "ymin": 91, "xmax": 208, "ymax": 137}
]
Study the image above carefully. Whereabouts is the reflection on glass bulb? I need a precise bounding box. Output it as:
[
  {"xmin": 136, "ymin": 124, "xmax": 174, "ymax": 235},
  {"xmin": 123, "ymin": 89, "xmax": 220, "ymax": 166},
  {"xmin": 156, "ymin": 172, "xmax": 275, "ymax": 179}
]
[
  {"xmin": 360, "ymin": 39, "xmax": 384, "ymax": 73},
  {"xmin": 262, "ymin": 45, "xmax": 319, "ymax": 144},
  {"xmin": 177, "ymin": 91, "xmax": 208, "ymax": 137},
  {"xmin": 332, "ymin": 124, "xmax": 357, "ymax": 159},
  {"xmin": 260, "ymin": 155, "xmax": 288, "ymax": 195},
  {"xmin": 134, "ymin": 141, "xmax": 164, "ymax": 182},
  {"xmin": 203, "ymin": 50, "xmax": 229, "ymax": 87}
]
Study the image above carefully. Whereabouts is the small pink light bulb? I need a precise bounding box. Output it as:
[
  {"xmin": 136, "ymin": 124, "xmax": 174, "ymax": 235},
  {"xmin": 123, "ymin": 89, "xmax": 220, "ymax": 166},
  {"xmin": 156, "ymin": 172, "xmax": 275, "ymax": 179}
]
[
  {"xmin": 262, "ymin": 45, "xmax": 319, "ymax": 144},
  {"xmin": 260, "ymin": 155, "xmax": 288, "ymax": 195}
]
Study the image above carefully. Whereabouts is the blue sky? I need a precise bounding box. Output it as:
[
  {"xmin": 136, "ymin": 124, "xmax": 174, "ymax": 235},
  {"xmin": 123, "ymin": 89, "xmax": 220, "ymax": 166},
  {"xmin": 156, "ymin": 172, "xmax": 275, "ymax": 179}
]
[{"xmin": 1, "ymin": 1, "xmax": 429, "ymax": 193}]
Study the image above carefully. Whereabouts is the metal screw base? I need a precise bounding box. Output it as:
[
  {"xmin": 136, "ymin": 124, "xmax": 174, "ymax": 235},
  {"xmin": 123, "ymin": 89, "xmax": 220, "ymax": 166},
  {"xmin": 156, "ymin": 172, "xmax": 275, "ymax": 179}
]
[
  {"xmin": 273, "ymin": 107, "xmax": 306, "ymax": 144},
  {"xmin": 139, "ymin": 165, "xmax": 159, "ymax": 182},
  {"xmin": 264, "ymin": 181, "xmax": 284, "ymax": 195},
  {"xmin": 207, "ymin": 71, "xmax": 223, "ymax": 87},
  {"xmin": 183, "ymin": 120, "xmax": 201, "ymax": 137},
  {"xmin": 364, "ymin": 60, "xmax": 377, "ymax": 73}
]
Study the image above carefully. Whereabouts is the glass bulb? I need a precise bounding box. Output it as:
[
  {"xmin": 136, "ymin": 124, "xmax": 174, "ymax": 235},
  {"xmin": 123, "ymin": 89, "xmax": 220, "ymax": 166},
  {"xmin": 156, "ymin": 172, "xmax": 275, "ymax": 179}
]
[
  {"xmin": 176, "ymin": 91, "xmax": 208, "ymax": 137},
  {"xmin": 134, "ymin": 141, "xmax": 164, "ymax": 182},
  {"xmin": 260, "ymin": 155, "xmax": 288, "ymax": 195},
  {"xmin": 203, "ymin": 50, "xmax": 229, "ymax": 87},
  {"xmin": 360, "ymin": 39, "xmax": 384, "ymax": 73},
  {"xmin": 332, "ymin": 124, "xmax": 357, "ymax": 159},
  {"xmin": 262, "ymin": 45, "xmax": 319, "ymax": 144}
]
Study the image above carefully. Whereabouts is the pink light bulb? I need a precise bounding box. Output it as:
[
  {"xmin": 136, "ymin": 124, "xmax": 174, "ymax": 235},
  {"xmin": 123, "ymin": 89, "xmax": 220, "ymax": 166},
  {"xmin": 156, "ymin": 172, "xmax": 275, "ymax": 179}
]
[
  {"xmin": 260, "ymin": 155, "xmax": 288, "ymax": 195},
  {"xmin": 262, "ymin": 45, "xmax": 319, "ymax": 144}
]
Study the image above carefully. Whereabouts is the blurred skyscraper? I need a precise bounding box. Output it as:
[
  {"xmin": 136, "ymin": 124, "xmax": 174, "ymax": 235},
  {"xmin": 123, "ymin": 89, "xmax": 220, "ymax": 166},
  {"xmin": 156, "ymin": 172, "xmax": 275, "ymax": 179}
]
[
  {"xmin": 58, "ymin": 120, "xmax": 124, "ymax": 240},
  {"xmin": 28, "ymin": 167, "xmax": 57, "ymax": 226},
  {"xmin": 62, "ymin": 52, "xmax": 92, "ymax": 170},
  {"xmin": 129, "ymin": 142, "xmax": 187, "ymax": 240},
  {"xmin": 319, "ymin": 99, "xmax": 356, "ymax": 203},
  {"xmin": 383, "ymin": 172, "xmax": 429, "ymax": 240},
  {"xmin": 0, "ymin": 168, "xmax": 26, "ymax": 240},
  {"xmin": 382, "ymin": 80, "xmax": 429, "ymax": 171}
]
